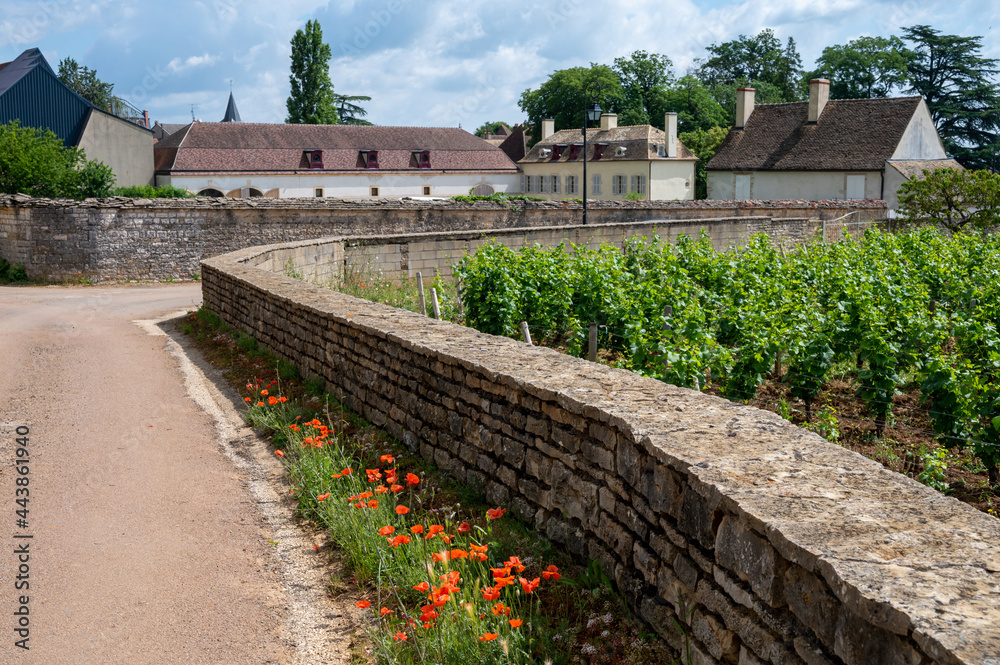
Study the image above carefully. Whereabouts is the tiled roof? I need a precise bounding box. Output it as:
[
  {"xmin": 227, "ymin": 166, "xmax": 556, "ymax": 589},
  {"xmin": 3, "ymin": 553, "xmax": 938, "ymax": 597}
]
[
  {"xmin": 519, "ymin": 124, "xmax": 696, "ymax": 163},
  {"xmin": 887, "ymin": 160, "xmax": 962, "ymax": 179},
  {"xmin": 497, "ymin": 125, "xmax": 528, "ymax": 164},
  {"xmin": 708, "ymin": 97, "xmax": 923, "ymax": 171},
  {"xmin": 154, "ymin": 122, "xmax": 519, "ymax": 173}
]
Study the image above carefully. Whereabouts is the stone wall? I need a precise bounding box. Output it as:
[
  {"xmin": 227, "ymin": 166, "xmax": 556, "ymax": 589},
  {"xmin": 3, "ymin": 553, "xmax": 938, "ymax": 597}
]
[
  {"xmin": 201, "ymin": 238, "xmax": 1000, "ymax": 665},
  {"xmin": 0, "ymin": 193, "xmax": 885, "ymax": 282}
]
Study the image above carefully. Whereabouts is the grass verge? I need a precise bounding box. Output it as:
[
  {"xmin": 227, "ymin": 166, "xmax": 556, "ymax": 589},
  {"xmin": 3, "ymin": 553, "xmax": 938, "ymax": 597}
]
[{"xmin": 181, "ymin": 307, "xmax": 680, "ymax": 665}]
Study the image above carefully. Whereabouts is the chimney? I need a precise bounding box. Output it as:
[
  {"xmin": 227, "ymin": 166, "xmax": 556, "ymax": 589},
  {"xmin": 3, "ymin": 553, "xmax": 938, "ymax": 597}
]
[
  {"xmin": 541, "ymin": 119, "xmax": 555, "ymax": 140},
  {"xmin": 600, "ymin": 113, "xmax": 617, "ymax": 131},
  {"xmin": 665, "ymin": 112, "xmax": 678, "ymax": 158},
  {"xmin": 808, "ymin": 79, "xmax": 830, "ymax": 123},
  {"xmin": 735, "ymin": 87, "xmax": 755, "ymax": 129},
  {"xmin": 142, "ymin": 110, "xmax": 149, "ymax": 129}
]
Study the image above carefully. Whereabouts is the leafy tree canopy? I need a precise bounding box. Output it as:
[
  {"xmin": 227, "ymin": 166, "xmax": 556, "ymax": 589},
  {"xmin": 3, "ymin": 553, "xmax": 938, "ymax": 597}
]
[
  {"xmin": 679, "ymin": 125, "xmax": 728, "ymax": 199},
  {"xmin": 660, "ymin": 75, "xmax": 727, "ymax": 133},
  {"xmin": 58, "ymin": 57, "xmax": 115, "ymax": 110},
  {"xmin": 902, "ymin": 25, "xmax": 1000, "ymax": 170},
  {"xmin": 518, "ymin": 64, "xmax": 624, "ymax": 146},
  {"xmin": 334, "ymin": 94, "xmax": 373, "ymax": 125},
  {"xmin": 286, "ymin": 20, "xmax": 339, "ymax": 124},
  {"xmin": 612, "ymin": 50, "xmax": 675, "ymax": 127},
  {"xmin": 710, "ymin": 78, "xmax": 786, "ymax": 127},
  {"xmin": 897, "ymin": 167, "xmax": 1000, "ymax": 232},
  {"xmin": 805, "ymin": 36, "xmax": 914, "ymax": 99},
  {"xmin": 0, "ymin": 121, "xmax": 115, "ymax": 199},
  {"xmin": 474, "ymin": 121, "xmax": 513, "ymax": 138},
  {"xmin": 697, "ymin": 30, "xmax": 802, "ymax": 101}
]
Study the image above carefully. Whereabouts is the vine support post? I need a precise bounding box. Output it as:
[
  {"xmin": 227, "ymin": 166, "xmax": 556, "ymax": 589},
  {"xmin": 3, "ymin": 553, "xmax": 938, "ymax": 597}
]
[
  {"xmin": 588, "ymin": 322, "xmax": 598, "ymax": 362},
  {"xmin": 416, "ymin": 272, "xmax": 427, "ymax": 316},
  {"xmin": 430, "ymin": 288, "xmax": 441, "ymax": 319},
  {"xmin": 520, "ymin": 321, "xmax": 533, "ymax": 346}
]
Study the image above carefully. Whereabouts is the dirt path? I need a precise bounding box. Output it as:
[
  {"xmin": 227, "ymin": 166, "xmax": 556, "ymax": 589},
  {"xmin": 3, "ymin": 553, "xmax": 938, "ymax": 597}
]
[{"xmin": 0, "ymin": 284, "xmax": 353, "ymax": 664}]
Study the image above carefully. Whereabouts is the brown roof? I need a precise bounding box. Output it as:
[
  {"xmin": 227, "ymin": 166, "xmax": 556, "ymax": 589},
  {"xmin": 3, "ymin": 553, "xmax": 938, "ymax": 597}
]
[
  {"xmin": 497, "ymin": 125, "xmax": 528, "ymax": 164},
  {"xmin": 519, "ymin": 124, "xmax": 696, "ymax": 163},
  {"xmin": 887, "ymin": 160, "xmax": 962, "ymax": 179},
  {"xmin": 155, "ymin": 122, "xmax": 519, "ymax": 173},
  {"xmin": 708, "ymin": 97, "xmax": 923, "ymax": 171}
]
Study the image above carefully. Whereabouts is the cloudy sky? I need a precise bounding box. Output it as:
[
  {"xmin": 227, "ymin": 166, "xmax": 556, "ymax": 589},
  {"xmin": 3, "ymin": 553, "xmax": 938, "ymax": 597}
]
[{"xmin": 1, "ymin": 0, "xmax": 996, "ymax": 130}]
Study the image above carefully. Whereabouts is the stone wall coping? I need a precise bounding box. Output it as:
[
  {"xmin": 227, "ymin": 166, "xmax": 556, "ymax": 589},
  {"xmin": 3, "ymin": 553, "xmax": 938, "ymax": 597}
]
[{"xmin": 204, "ymin": 236, "xmax": 1000, "ymax": 664}]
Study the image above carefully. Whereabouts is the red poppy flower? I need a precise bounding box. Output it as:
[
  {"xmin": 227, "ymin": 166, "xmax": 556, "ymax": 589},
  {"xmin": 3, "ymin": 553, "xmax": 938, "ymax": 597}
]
[
  {"xmin": 479, "ymin": 633, "xmax": 498, "ymax": 642},
  {"xmin": 481, "ymin": 586, "xmax": 500, "ymax": 601},
  {"xmin": 355, "ymin": 600, "xmax": 371, "ymax": 609},
  {"xmin": 378, "ymin": 525, "xmax": 395, "ymax": 536},
  {"xmin": 310, "ymin": 419, "xmax": 321, "ymax": 426},
  {"xmin": 316, "ymin": 493, "xmax": 330, "ymax": 501},
  {"xmin": 260, "ymin": 389, "xmax": 269, "ymax": 396},
  {"xmin": 406, "ymin": 473, "xmax": 420, "ymax": 486},
  {"xmin": 457, "ymin": 522, "xmax": 471, "ymax": 533},
  {"xmin": 244, "ymin": 397, "xmax": 252, "ymax": 402},
  {"xmin": 491, "ymin": 602, "xmax": 510, "ymax": 616},
  {"xmin": 342, "ymin": 467, "xmax": 353, "ymax": 475},
  {"xmin": 395, "ymin": 505, "xmax": 410, "ymax": 515},
  {"xmin": 411, "ymin": 525, "xmax": 424, "ymax": 534},
  {"xmin": 375, "ymin": 485, "xmax": 389, "ymax": 494},
  {"xmin": 268, "ymin": 396, "xmax": 278, "ymax": 405},
  {"xmin": 390, "ymin": 484, "xmax": 404, "ymax": 493},
  {"xmin": 542, "ymin": 565, "xmax": 561, "ymax": 581},
  {"xmin": 367, "ymin": 500, "xmax": 379, "ymax": 509},
  {"xmin": 412, "ymin": 582, "xmax": 429, "ymax": 592},
  {"xmin": 470, "ymin": 544, "xmax": 488, "ymax": 553},
  {"xmin": 509, "ymin": 618, "xmax": 523, "ymax": 628},
  {"xmin": 393, "ymin": 632, "xmax": 407, "ymax": 641},
  {"xmin": 380, "ymin": 607, "xmax": 392, "ymax": 616},
  {"xmin": 380, "ymin": 454, "xmax": 394, "ymax": 464},
  {"xmin": 256, "ymin": 401, "xmax": 265, "ymax": 407},
  {"xmin": 486, "ymin": 507, "xmax": 506, "ymax": 520},
  {"xmin": 389, "ymin": 534, "xmax": 411, "ymax": 547},
  {"xmin": 439, "ymin": 570, "xmax": 460, "ymax": 585},
  {"xmin": 278, "ymin": 396, "xmax": 288, "ymax": 403},
  {"xmin": 519, "ymin": 577, "xmax": 540, "ymax": 594},
  {"xmin": 274, "ymin": 450, "xmax": 285, "ymax": 457},
  {"xmin": 449, "ymin": 548, "xmax": 468, "ymax": 560}
]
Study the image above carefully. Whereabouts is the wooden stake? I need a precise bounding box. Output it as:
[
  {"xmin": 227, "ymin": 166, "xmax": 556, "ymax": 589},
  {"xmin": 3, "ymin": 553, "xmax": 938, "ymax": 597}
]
[
  {"xmin": 520, "ymin": 321, "xmax": 532, "ymax": 345},
  {"xmin": 589, "ymin": 322, "xmax": 598, "ymax": 362},
  {"xmin": 431, "ymin": 288, "xmax": 441, "ymax": 319},
  {"xmin": 416, "ymin": 272, "xmax": 427, "ymax": 316}
]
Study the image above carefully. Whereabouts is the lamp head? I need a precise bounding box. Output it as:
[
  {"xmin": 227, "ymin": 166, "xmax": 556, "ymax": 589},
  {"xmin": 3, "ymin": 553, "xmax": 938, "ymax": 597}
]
[{"xmin": 586, "ymin": 102, "xmax": 602, "ymax": 123}]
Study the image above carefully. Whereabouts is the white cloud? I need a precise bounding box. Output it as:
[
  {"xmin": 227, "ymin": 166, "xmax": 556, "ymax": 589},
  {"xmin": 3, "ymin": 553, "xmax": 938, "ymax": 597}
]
[{"xmin": 167, "ymin": 52, "xmax": 220, "ymax": 73}]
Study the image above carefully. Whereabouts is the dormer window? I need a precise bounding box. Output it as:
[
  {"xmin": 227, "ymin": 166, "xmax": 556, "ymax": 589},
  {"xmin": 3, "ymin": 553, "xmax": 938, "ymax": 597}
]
[
  {"xmin": 657, "ymin": 144, "xmax": 666, "ymax": 158},
  {"xmin": 552, "ymin": 144, "xmax": 567, "ymax": 160},
  {"xmin": 567, "ymin": 144, "xmax": 580, "ymax": 160},
  {"xmin": 413, "ymin": 150, "xmax": 431, "ymax": 169},
  {"xmin": 592, "ymin": 143, "xmax": 608, "ymax": 160},
  {"xmin": 304, "ymin": 149, "xmax": 324, "ymax": 169},
  {"xmin": 614, "ymin": 146, "xmax": 628, "ymax": 157},
  {"xmin": 360, "ymin": 150, "xmax": 379, "ymax": 169}
]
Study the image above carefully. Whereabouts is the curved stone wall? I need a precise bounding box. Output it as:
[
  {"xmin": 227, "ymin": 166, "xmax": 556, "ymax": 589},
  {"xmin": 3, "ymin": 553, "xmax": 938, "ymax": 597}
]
[{"xmin": 202, "ymin": 236, "xmax": 999, "ymax": 665}]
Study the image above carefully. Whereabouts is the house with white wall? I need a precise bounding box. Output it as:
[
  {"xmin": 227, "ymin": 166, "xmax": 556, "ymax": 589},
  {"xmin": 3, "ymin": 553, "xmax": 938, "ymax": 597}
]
[
  {"xmin": 153, "ymin": 122, "xmax": 521, "ymax": 198},
  {"xmin": 706, "ymin": 79, "xmax": 961, "ymax": 208},
  {"xmin": 518, "ymin": 113, "xmax": 698, "ymax": 201}
]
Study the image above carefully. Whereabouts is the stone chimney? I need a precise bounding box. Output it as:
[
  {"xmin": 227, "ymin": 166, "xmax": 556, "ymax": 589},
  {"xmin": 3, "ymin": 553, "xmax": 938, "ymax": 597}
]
[
  {"xmin": 541, "ymin": 119, "xmax": 555, "ymax": 140},
  {"xmin": 142, "ymin": 110, "xmax": 149, "ymax": 129},
  {"xmin": 735, "ymin": 87, "xmax": 755, "ymax": 129},
  {"xmin": 665, "ymin": 112, "xmax": 678, "ymax": 158},
  {"xmin": 808, "ymin": 79, "xmax": 830, "ymax": 123},
  {"xmin": 600, "ymin": 113, "xmax": 617, "ymax": 131}
]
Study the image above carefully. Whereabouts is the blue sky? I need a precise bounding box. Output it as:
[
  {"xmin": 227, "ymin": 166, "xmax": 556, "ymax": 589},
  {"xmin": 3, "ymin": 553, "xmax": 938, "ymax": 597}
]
[{"xmin": 1, "ymin": 0, "xmax": 996, "ymax": 130}]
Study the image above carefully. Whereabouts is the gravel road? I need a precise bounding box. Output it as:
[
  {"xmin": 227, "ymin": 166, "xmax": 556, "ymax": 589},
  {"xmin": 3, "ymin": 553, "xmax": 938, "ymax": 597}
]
[{"xmin": 0, "ymin": 284, "xmax": 353, "ymax": 665}]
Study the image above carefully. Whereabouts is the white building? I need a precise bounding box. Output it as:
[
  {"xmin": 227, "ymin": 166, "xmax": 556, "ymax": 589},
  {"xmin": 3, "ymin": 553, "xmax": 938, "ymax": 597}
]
[
  {"xmin": 154, "ymin": 122, "xmax": 521, "ymax": 198},
  {"xmin": 518, "ymin": 113, "xmax": 698, "ymax": 201},
  {"xmin": 707, "ymin": 79, "xmax": 961, "ymax": 208}
]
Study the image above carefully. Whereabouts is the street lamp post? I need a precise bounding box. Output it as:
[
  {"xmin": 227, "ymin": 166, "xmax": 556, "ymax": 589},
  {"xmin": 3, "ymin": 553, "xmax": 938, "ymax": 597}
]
[{"xmin": 581, "ymin": 99, "xmax": 601, "ymax": 225}]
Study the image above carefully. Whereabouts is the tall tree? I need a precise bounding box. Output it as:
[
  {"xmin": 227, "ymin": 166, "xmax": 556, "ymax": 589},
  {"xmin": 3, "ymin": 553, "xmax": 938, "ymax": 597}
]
[
  {"xmin": 660, "ymin": 75, "xmax": 726, "ymax": 133},
  {"xmin": 518, "ymin": 65, "xmax": 623, "ymax": 146},
  {"xmin": 286, "ymin": 20, "xmax": 339, "ymax": 124},
  {"xmin": 612, "ymin": 50, "xmax": 674, "ymax": 127},
  {"xmin": 334, "ymin": 94, "xmax": 373, "ymax": 125},
  {"xmin": 902, "ymin": 25, "xmax": 1000, "ymax": 170},
  {"xmin": 710, "ymin": 78, "xmax": 786, "ymax": 126},
  {"xmin": 698, "ymin": 29, "xmax": 802, "ymax": 101},
  {"xmin": 58, "ymin": 57, "xmax": 115, "ymax": 111},
  {"xmin": 474, "ymin": 121, "xmax": 512, "ymax": 138},
  {"xmin": 806, "ymin": 36, "xmax": 914, "ymax": 99}
]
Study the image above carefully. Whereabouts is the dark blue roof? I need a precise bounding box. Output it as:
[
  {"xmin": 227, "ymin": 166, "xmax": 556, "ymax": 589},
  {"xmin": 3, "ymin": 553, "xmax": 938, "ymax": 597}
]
[
  {"xmin": 0, "ymin": 48, "xmax": 94, "ymax": 145},
  {"xmin": 222, "ymin": 91, "xmax": 241, "ymax": 122}
]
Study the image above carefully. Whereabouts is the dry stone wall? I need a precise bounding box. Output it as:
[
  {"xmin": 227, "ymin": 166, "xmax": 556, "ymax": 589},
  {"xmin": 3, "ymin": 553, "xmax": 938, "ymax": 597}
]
[
  {"xmin": 202, "ymin": 239, "xmax": 1000, "ymax": 665},
  {"xmin": 0, "ymin": 194, "xmax": 885, "ymax": 282}
]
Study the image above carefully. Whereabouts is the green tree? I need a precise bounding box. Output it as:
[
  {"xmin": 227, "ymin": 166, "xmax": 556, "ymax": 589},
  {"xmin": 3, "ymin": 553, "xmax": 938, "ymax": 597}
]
[
  {"xmin": 902, "ymin": 25, "xmax": 1000, "ymax": 170},
  {"xmin": 518, "ymin": 65, "xmax": 623, "ymax": 146},
  {"xmin": 612, "ymin": 50, "xmax": 675, "ymax": 127},
  {"xmin": 0, "ymin": 121, "xmax": 115, "ymax": 199},
  {"xmin": 710, "ymin": 78, "xmax": 786, "ymax": 126},
  {"xmin": 698, "ymin": 30, "xmax": 802, "ymax": 101},
  {"xmin": 286, "ymin": 20, "xmax": 339, "ymax": 124},
  {"xmin": 897, "ymin": 167, "xmax": 1000, "ymax": 232},
  {"xmin": 334, "ymin": 94, "xmax": 372, "ymax": 125},
  {"xmin": 474, "ymin": 121, "xmax": 512, "ymax": 138},
  {"xmin": 661, "ymin": 75, "xmax": 727, "ymax": 133},
  {"xmin": 805, "ymin": 36, "xmax": 913, "ymax": 99},
  {"xmin": 58, "ymin": 57, "xmax": 115, "ymax": 110},
  {"xmin": 679, "ymin": 125, "xmax": 728, "ymax": 199}
]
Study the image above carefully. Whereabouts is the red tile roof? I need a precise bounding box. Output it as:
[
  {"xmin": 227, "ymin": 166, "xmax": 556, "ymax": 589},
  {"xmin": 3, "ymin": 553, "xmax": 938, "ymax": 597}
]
[
  {"xmin": 154, "ymin": 122, "xmax": 519, "ymax": 173},
  {"xmin": 708, "ymin": 97, "xmax": 924, "ymax": 171}
]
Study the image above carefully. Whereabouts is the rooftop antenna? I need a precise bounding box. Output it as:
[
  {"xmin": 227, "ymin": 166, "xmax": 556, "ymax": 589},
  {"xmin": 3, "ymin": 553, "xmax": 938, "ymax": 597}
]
[{"xmin": 191, "ymin": 104, "xmax": 197, "ymax": 122}]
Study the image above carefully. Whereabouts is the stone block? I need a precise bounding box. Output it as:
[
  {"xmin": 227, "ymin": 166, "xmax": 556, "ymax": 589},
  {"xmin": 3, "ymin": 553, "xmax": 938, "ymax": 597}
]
[
  {"xmin": 833, "ymin": 608, "xmax": 922, "ymax": 665},
  {"xmin": 792, "ymin": 637, "xmax": 835, "ymax": 665},
  {"xmin": 783, "ymin": 565, "xmax": 839, "ymax": 650},
  {"xmin": 678, "ymin": 485, "xmax": 722, "ymax": 550},
  {"xmin": 692, "ymin": 609, "xmax": 740, "ymax": 663},
  {"xmin": 633, "ymin": 541, "xmax": 659, "ymax": 586},
  {"xmin": 715, "ymin": 515, "xmax": 786, "ymax": 608},
  {"xmin": 674, "ymin": 551, "xmax": 701, "ymax": 591}
]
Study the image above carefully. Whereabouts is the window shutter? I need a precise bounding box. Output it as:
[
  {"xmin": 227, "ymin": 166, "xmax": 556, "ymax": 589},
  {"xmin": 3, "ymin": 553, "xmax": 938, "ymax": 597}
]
[
  {"xmin": 630, "ymin": 175, "xmax": 637, "ymax": 193},
  {"xmin": 520, "ymin": 174, "xmax": 527, "ymax": 193},
  {"xmin": 554, "ymin": 176, "xmax": 561, "ymax": 194},
  {"xmin": 593, "ymin": 174, "xmax": 601, "ymax": 195}
]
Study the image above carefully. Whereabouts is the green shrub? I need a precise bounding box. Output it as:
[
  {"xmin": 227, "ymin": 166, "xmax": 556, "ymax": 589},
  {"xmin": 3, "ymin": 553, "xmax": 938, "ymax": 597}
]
[
  {"xmin": 0, "ymin": 256, "xmax": 29, "ymax": 283},
  {"xmin": 0, "ymin": 120, "xmax": 115, "ymax": 199},
  {"xmin": 112, "ymin": 184, "xmax": 193, "ymax": 198}
]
